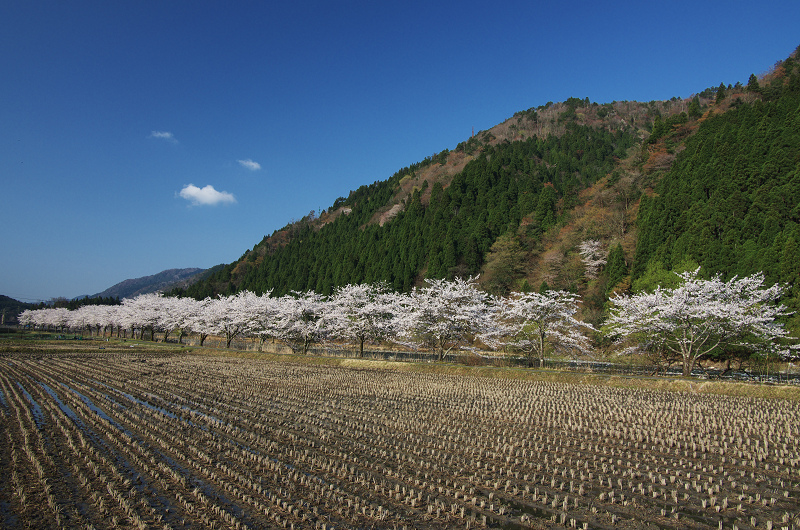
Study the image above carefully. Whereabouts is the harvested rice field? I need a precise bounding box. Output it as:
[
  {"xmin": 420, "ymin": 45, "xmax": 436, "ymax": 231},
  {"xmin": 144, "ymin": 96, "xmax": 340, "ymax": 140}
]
[{"xmin": 1, "ymin": 346, "xmax": 798, "ymax": 529}]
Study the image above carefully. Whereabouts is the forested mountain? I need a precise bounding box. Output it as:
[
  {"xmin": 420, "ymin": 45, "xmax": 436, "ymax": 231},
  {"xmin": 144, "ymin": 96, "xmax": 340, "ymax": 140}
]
[
  {"xmin": 177, "ymin": 46, "xmax": 800, "ymax": 330},
  {"xmin": 631, "ymin": 49, "xmax": 800, "ymax": 332},
  {"xmin": 633, "ymin": 62, "xmax": 800, "ymax": 286},
  {"xmin": 180, "ymin": 107, "xmax": 642, "ymax": 300}
]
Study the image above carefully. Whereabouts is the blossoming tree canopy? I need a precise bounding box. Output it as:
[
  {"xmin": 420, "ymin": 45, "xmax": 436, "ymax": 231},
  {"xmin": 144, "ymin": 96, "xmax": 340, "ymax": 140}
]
[
  {"xmin": 396, "ymin": 276, "xmax": 491, "ymax": 360},
  {"xmin": 324, "ymin": 282, "xmax": 400, "ymax": 357},
  {"xmin": 481, "ymin": 290, "xmax": 594, "ymax": 366},
  {"xmin": 272, "ymin": 291, "xmax": 328, "ymax": 354},
  {"xmin": 605, "ymin": 268, "xmax": 793, "ymax": 376}
]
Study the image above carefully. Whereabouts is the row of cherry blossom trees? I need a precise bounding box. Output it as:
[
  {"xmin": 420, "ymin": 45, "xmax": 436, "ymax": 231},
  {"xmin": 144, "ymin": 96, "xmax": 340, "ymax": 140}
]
[
  {"xmin": 19, "ymin": 278, "xmax": 594, "ymax": 364},
  {"xmin": 19, "ymin": 271, "xmax": 796, "ymax": 374}
]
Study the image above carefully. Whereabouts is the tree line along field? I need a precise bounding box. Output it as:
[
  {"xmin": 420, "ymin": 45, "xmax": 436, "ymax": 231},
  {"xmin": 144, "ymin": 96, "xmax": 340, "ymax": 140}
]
[{"xmin": 1, "ymin": 345, "xmax": 799, "ymax": 529}]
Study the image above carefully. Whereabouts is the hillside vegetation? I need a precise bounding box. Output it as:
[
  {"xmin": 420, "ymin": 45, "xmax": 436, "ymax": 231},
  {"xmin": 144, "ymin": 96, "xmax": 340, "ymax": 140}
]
[
  {"xmin": 176, "ymin": 46, "xmax": 800, "ymax": 330},
  {"xmin": 633, "ymin": 53, "xmax": 800, "ymax": 333},
  {"xmin": 0, "ymin": 295, "xmax": 36, "ymax": 326}
]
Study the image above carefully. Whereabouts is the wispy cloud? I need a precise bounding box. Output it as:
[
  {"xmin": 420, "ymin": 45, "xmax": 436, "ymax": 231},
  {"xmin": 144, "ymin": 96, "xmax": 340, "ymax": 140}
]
[
  {"xmin": 238, "ymin": 158, "xmax": 261, "ymax": 171},
  {"xmin": 178, "ymin": 184, "xmax": 236, "ymax": 206},
  {"xmin": 149, "ymin": 131, "xmax": 177, "ymax": 143}
]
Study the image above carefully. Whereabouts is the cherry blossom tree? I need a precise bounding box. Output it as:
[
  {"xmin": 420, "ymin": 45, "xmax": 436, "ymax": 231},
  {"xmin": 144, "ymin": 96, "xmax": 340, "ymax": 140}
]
[
  {"xmin": 396, "ymin": 277, "xmax": 490, "ymax": 361},
  {"xmin": 116, "ymin": 299, "xmax": 141, "ymax": 339},
  {"xmin": 41, "ymin": 307, "xmax": 71, "ymax": 332},
  {"xmin": 106, "ymin": 304, "xmax": 125, "ymax": 338},
  {"xmin": 605, "ymin": 268, "xmax": 794, "ymax": 376},
  {"xmin": 235, "ymin": 290, "xmax": 280, "ymax": 351},
  {"xmin": 18, "ymin": 309, "xmax": 36, "ymax": 330},
  {"xmin": 22, "ymin": 308, "xmax": 44, "ymax": 330},
  {"xmin": 120, "ymin": 293, "xmax": 167, "ymax": 341},
  {"xmin": 68, "ymin": 305, "xmax": 90, "ymax": 335},
  {"xmin": 482, "ymin": 290, "xmax": 594, "ymax": 367},
  {"xmin": 44, "ymin": 307, "xmax": 71, "ymax": 332},
  {"xmin": 164, "ymin": 296, "xmax": 203, "ymax": 344},
  {"xmin": 578, "ymin": 239, "xmax": 606, "ymax": 280},
  {"xmin": 207, "ymin": 292, "xmax": 253, "ymax": 348},
  {"xmin": 272, "ymin": 291, "xmax": 328, "ymax": 354},
  {"xmin": 96, "ymin": 304, "xmax": 120, "ymax": 338},
  {"xmin": 76, "ymin": 304, "xmax": 111, "ymax": 337},
  {"xmin": 185, "ymin": 297, "xmax": 217, "ymax": 346},
  {"xmin": 150, "ymin": 295, "xmax": 190, "ymax": 343},
  {"xmin": 99, "ymin": 305, "xmax": 119, "ymax": 338},
  {"xmin": 325, "ymin": 282, "xmax": 399, "ymax": 357}
]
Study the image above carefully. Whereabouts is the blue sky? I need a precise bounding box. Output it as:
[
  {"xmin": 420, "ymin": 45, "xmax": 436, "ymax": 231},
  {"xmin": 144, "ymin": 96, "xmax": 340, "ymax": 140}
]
[{"xmin": 2, "ymin": 1, "xmax": 798, "ymax": 302}]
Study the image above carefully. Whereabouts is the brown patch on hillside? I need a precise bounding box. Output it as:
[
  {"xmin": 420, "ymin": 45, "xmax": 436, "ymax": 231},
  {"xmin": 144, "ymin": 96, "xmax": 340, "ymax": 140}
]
[
  {"xmin": 369, "ymin": 150, "xmax": 473, "ymax": 226},
  {"xmin": 318, "ymin": 206, "xmax": 352, "ymax": 227},
  {"xmin": 378, "ymin": 203, "xmax": 403, "ymax": 226}
]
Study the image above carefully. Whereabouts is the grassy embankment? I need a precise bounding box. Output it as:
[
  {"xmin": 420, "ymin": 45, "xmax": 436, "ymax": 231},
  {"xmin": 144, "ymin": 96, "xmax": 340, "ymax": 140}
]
[{"xmin": 4, "ymin": 331, "xmax": 799, "ymax": 401}]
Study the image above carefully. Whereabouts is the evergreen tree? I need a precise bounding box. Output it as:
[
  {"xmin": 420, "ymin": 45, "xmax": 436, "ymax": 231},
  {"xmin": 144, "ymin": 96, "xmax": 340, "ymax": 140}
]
[
  {"xmin": 649, "ymin": 114, "xmax": 666, "ymax": 143},
  {"xmin": 688, "ymin": 96, "xmax": 702, "ymax": 118},
  {"xmin": 747, "ymin": 73, "xmax": 761, "ymax": 93},
  {"xmin": 179, "ymin": 112, "xmax": 634, "ymax": 298},
  {"xmin": 632, "ymin": 54, "xmax": 800, "ymax": 289},
  {"xmin": 605, "ymin": 243, "xmax": 627, "ymax": 294},
  {"xmin": 780, "ymin": 236, "xmax": 799, "ymax": 285},
  {"xmin": 716, "ymin": 82, "xmax": 727, "ymax": 104}
]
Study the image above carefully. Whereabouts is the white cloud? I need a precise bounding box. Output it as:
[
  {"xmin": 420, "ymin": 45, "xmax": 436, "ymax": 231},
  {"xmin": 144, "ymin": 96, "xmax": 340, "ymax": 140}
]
[
  {"xmin": 178, "ymin": 184, "xmax": 236, "ymax": 206},
  {"xmin": 238, "ymin": 158, "xmax": 261, "ymax": 171},
  {"xmin": 149, "ymin": 131, "xmax": 177, "ymax": 143}
]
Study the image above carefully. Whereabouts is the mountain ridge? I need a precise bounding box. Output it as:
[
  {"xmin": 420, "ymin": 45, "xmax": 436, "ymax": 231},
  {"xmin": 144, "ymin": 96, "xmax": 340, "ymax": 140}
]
[
  {"xmin": 1, "ymin": 267, "xmax": 217, "ymax": 319},
  {"xmin": 85, "ymin": 267, "xmax": 211, "ymax": 300},
  {"xmin": 176, "ymin": 97, "xmax": 685, "ymax": 300}
]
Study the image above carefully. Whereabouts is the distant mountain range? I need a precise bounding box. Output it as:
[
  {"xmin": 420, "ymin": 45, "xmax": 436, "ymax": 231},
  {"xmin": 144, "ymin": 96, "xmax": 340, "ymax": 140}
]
[
  {"xmin": 81, "ymin": 267, "xmax": 220, "ymax": 300},
  {"xmin": 1, "ymin": 267, "xmax": 223, "ymax": 322}
]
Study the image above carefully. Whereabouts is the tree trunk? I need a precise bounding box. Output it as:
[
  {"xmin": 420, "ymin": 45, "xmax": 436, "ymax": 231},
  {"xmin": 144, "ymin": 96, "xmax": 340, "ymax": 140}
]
[
  {"xmin": 539, "ymin": 331, "xmax": 546, "ymax": 368},
  {"xmin": 682, "ymin": 355, "xmax": 696, "ymax": 377}
]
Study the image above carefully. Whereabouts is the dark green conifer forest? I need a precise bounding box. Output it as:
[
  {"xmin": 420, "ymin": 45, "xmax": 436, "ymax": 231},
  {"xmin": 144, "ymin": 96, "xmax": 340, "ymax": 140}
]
[
  {"xmin": 633, "ymin": 50, "xmax": 800, "ymax": 328},
  {"xmin": 182, "ymin": 124, "xmax": 634, "ymax": 298}
]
